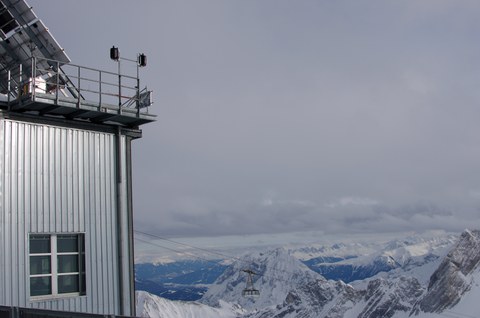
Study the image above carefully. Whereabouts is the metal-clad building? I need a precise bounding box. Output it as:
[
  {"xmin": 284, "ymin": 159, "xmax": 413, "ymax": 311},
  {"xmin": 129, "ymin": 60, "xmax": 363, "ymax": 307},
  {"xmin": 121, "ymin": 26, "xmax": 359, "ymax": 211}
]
[{"xmin": 0, "ymin": 0, "xmax": 155, "ymax": 316}]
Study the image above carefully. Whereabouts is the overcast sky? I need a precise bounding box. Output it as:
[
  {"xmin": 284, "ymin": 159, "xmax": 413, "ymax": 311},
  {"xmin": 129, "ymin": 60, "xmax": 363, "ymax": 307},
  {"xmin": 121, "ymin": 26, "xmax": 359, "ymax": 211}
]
[{"xmin": 29, "ymin": 1, "xmax": 480, "ymax": 245}]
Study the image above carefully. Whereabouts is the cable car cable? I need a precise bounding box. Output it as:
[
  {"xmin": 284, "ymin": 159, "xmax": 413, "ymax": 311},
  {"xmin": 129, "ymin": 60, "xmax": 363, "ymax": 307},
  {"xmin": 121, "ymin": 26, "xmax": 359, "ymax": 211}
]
[
  {"xmin": 135, "ymin": 236, "xmax": 265, "ymax": 297},
  {"xmin": 134, "ymin": 230, "xmax": 304, "ymax": 283},
  {"xmin": 134, "ymin": 237, "xmax": 227, "ymax": 268},
  {"xmin": 134, "ymin": 234, "xmax": 324, "ymax": 288},
  {"xmin": 134, "ymin": 229, "xmax": 242, "ymax": 262}
]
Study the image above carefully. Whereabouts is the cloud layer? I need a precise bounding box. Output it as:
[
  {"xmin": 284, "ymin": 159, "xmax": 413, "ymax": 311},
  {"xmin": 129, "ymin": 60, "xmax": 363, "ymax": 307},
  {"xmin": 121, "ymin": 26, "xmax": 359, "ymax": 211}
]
[{"xmin": 30, "ymin": 0, "xmax": 480, "ymax": 240}]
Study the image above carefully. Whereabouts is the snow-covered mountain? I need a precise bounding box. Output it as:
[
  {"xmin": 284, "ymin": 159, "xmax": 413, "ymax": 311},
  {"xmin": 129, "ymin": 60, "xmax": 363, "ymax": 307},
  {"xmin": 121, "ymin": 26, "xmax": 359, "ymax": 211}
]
[
  {"xmin": 136, "ymin": 290, "xmax": 245, "ymax": 318},
  {"xmin": 201, "ymin": 248, "xmax": 331, "ymax": 310},
  {"xmin": 136, "ymin": 229, "xmax": 480, "ymax": 318},
  {"xmin": 414, "ymin": 229, "xmax": 480, "ymax": 314},
  {"xmin": 301, "ymin": 234, "xmax": 456, "ymax": 283}
]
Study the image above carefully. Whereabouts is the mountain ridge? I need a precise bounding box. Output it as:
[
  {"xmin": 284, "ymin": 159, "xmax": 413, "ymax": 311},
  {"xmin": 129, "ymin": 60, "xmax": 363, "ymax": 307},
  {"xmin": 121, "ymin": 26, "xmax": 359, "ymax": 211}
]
[{"xmin": 137, "ymin": 229, "xmax": 479, "ymax": 318}]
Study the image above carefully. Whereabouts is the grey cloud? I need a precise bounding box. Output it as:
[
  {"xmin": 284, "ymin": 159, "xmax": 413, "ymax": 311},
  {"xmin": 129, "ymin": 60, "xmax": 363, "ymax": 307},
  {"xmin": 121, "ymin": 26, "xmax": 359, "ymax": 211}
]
[
  {"xmin": 373, "ymin": 203, "xmax": 453, "ymax": 220},
  {"xmin": 28, "ymin": 0, "xmax": 480, "ymax": 241}
]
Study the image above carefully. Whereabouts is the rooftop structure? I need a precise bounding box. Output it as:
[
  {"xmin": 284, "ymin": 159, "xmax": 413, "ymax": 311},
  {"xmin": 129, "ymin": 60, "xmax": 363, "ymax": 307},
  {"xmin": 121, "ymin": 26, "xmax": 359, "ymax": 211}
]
[
  {"xmin": 0, "ymin": 0, "xmax": 155, "ymax": 127},
  {"xmin": 0, "ymin": 1, "xmax": 155, "ymax": 317}
]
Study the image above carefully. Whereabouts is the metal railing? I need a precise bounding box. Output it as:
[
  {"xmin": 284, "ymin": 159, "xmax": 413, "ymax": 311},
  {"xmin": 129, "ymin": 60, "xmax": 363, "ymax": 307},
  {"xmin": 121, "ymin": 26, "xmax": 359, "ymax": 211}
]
[
  {"xmin": 5, "ymin": 56, "xmax": 153, "ymax": 116},
  {"xmin": 0, "ymin": 306, "xmax": 135, "ymax": 318}
]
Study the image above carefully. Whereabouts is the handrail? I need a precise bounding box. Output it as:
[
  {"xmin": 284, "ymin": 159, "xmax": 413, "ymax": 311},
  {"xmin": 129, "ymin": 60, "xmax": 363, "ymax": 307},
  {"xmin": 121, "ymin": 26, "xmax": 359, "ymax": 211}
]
[
  {"xmin": 4, "ymin": 56, "xmax": 153, "ymax": 116},
  {"xmin": 0, "ymin": 305, "xmax": 133, "ymax": 318}
]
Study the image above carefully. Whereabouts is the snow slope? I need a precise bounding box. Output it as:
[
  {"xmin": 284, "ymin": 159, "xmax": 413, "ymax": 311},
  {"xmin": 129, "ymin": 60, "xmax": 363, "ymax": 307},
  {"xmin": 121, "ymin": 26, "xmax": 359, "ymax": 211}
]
[
  {"xmin": 304, "ymin": 234, "xmax": 456, "ymax": 284},
  {"xmin": 201, "ymin": 247, "xmax": 328, "ymax": 310},
  {"xmin": 136, "ymin": 291, "xmax": 244, "ymax": 318}
]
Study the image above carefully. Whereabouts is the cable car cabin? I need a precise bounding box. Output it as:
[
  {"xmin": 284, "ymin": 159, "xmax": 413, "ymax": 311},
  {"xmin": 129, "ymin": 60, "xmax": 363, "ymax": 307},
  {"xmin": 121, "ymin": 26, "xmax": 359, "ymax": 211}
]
[
  {"xmin": 242, "ymin": 288, "xmax": 261, "ymax": 297},
  {"xmin": 242, "ymin": 269, "xmax": 260, "ymax": 298}
]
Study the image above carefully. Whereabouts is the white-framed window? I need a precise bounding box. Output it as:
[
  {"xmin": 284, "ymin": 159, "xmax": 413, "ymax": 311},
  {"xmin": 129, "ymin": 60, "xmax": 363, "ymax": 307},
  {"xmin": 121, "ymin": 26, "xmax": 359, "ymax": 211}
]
[{"xmin": 29, "ymin": 234, "xmax": 86, "ymax": 298}]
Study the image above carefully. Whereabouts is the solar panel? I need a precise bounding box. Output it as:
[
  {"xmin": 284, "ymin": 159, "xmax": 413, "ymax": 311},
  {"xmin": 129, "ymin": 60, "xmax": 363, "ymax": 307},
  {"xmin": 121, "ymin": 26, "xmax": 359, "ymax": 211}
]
[
  {"xmin": 0, "ymin": 2, "xmax": 18, "ymax": 35},
  {"xmin": 0, "ymin": 0, "xmax": 70, "ymax": 93}
]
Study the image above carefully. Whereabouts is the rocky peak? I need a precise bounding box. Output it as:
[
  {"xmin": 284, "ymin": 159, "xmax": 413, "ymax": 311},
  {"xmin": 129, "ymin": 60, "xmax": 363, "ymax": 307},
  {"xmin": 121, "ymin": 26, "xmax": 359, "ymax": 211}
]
[
  {"xmin": 359, "ymin": 277, "xmax": 423, "ymax": 318},
  {"xmin": 442, "ymin": 229, "xmax": 480, "ymax": 276},
  {"xmin": 414, "ymin": 229, "xmax": 480, "ymax": 313}
]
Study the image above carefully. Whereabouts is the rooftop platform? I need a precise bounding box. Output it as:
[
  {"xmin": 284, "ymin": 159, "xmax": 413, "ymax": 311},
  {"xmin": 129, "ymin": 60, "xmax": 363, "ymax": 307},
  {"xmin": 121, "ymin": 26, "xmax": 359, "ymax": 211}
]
[
  {"xmin": 1, "ymin": 0, "xmax": 154, "ymax": 127},
  {"xmin": 1, "ymin": 56, "xmax": 155, "ymax": 127}
]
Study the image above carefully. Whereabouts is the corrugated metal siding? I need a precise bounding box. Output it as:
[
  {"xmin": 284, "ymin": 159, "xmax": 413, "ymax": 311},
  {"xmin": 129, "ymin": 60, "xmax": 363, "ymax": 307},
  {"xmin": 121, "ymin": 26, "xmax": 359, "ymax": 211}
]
[{"xmin": 0, "ymin": 119, "xmax": 129, "ymax": 315}]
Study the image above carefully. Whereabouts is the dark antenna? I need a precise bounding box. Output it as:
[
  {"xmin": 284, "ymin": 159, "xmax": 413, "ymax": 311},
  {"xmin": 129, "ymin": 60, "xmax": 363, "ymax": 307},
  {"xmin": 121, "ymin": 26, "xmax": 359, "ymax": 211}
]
[{"xmin": 242, "ymin": 269, "xmax": 260, "ymax": 297}]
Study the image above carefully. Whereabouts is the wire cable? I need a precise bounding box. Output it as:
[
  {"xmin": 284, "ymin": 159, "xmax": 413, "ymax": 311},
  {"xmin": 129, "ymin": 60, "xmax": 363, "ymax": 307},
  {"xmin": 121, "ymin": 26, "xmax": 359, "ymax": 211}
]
[
  {"xmin": 134, "ymin": 232, "xmax": 339, "ymax": 287},
  {"xmin": 134, "ymin": 237, "xmax": 226, "ymax": 268},
  {"xmin": 135, "ymin": 230, "xmax": 301, "ymax": 283},
  {"xmin": 134, "ymin": 229, "xmax": 243, "ymax": 262}
]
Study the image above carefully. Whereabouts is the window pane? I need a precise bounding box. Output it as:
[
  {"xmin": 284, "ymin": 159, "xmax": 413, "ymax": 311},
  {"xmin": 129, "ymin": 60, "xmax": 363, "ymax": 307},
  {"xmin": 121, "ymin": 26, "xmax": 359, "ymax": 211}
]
[
  {"xmin": 30, "ymin": 235, "xmax": 50, "ymax": 254},
  {"xmin": 58, "ymin": 274, "xmax": 79, "ymax": 294},
  {"xmin": 57, "ymin": 235, "xmax": 78, "ymax": 253},
  {"xmin": 30, "ymin": 277, "xmax": 51, "ymax": 296},
  {"xmin": 58, "ymin": 255, "xmax": 79, "ymax": 273},
  {"xmin": 30, "ymin": 256, "xmax": 51, "ymax": 275}
]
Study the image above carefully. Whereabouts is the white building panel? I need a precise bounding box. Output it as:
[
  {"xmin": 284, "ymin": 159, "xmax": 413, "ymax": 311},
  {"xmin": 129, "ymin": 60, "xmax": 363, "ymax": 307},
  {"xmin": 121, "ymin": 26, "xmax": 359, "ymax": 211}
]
[{"xmin": 0, "ymin": 119, "xmax": 132, "ymax": 315}]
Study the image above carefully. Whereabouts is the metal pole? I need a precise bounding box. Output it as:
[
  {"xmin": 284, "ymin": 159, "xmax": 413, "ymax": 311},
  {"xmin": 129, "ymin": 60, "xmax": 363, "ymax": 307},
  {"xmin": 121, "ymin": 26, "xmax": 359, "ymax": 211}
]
[
  {"xmin": 18, "ymin": 63, "xmax": 22, "ymax": 104},
  {"xmin": 136, "ymin": 57, "xmax": 140, "ymax": 117},
  {"xmin": 56, "ymin": 60, "xmax": 60, "ymax": 105},
  {"xmin": 125, "ymin": 136, "xmax": 136, "ymax": 316},
  {"xmin": 99, "ymin": 70, "xmax": 102, "ymax": 110},
  {"xmin": 115, "ymin": 126, "xmax": 125, "ymax": 315},
  {"xmin": 77, "ymin": 65, "xmax": 81, "ymax": 108},
  {"xmin": 31, "ymin": 57, "xmax": 36, "ymax": 101},
  {"xmin": 118, "ymin": 60, "xmax": 122, "ymax": 114}
]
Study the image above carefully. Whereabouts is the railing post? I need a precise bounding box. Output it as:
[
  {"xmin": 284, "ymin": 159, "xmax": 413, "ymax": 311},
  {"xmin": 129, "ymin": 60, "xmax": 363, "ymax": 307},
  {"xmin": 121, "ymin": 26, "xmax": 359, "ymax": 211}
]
[
  {"xmin": 56, "ymin": 60, "xmax": 60, "ymax": 105},
  {"xmin": 77, "ymin": 65, "xmax": 81, "ymax": 108},
  {"xmin": 136, "ymin": 76, "xmax": 140, "ymax": 117},
  {"xmin": 31, "ymin": 56, "xmax": 36, "ymax": 101},
  {"xmin": 18, "ymin": 63, "xmax": 22, "ymax": 105},
  {"xmin": 99, "ymin": 70, "xmax": 102, "ymax": 110},
  {"xmin": 118, "ymin": 60, "xmax": 122, "ymax": 114},
  {"xmin": 32, "ymin": 56, "xmax": 36, "ymax": 79},
  {"xmin": 7, "ymin": 70, "xmax": 10, "ymax": 108},
  {"xmin": 12, "ymin": 306, "xmax": 19, "ymax": 318}
]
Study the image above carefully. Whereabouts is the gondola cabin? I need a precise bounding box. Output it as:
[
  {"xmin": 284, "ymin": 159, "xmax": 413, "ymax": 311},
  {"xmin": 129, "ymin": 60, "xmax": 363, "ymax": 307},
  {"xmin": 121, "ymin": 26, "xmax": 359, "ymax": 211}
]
[{"xmin": 242, "ymin": 269, "xmax": 260, "ymax": 298}]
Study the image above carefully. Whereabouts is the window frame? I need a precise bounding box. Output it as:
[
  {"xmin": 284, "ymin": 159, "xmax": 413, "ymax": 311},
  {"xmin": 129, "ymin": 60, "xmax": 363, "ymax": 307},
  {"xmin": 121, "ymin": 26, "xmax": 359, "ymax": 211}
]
[{"xmin": 29, "ymin": 233, "xmax": 86, "ymax": 300}]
